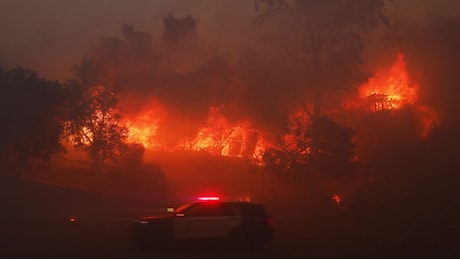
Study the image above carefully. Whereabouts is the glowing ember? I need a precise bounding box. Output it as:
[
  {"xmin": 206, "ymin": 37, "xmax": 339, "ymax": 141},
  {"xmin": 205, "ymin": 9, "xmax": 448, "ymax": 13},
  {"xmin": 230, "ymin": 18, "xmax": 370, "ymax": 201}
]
[
  {"xmin": 415, "ymin": 105, "xmax": 439, "ymax": 138},
  {"xmin": 360, "ymin": 53, "xmax": 418, "ymax": 111},
  {"xmin": 331, "ymin": 194, "xmax": 342, "ymax": 205},
  {"xmin": 81, "ymin": 126, "xmax": 93, "ymax": 145}
]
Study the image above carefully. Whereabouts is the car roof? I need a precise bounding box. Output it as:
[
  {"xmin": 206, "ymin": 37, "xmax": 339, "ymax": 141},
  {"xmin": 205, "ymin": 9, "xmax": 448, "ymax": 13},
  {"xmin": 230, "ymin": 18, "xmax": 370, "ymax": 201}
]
[{"xmin": 197, "ymin": 201, "xmax": 269, "ymax": 215}]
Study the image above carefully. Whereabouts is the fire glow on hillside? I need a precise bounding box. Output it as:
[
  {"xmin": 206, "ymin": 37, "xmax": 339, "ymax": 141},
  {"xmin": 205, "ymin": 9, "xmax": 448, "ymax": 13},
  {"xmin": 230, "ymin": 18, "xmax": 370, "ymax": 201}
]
[
  {"xmin": 121, "ymin": 52, "xmax": 437, "ymax": 156},
  {"xmin": 124, "ymin": 106, "xmax": 267, "ymax": 158}
]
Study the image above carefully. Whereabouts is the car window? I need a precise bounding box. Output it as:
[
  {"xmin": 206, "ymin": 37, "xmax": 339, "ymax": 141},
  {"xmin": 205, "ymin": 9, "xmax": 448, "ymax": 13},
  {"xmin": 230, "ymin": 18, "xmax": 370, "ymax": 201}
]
[
  {"xmin": 233, "ymin": 203, "xmax": 269, "ymax": 219},
  {"xmin": 182, "ymin": 202, "xmax": 237, "ymax": 217}
]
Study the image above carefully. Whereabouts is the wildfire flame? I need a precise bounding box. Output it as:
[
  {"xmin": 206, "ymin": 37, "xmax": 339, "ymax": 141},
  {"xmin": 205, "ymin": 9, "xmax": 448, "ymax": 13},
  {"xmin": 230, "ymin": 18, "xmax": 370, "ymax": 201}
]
[
  {"xmin": 355, "ymin": 52, "xmax": 438, "ymax": 137},
  {"xmin": 360, "ymin": 53, "xmax": 418, "ymax": 112},
  {"xmin": 124, "ymin": 105, "xmax": 267, "ymax": 157},
  {"xmin": 125, "ymin": 109, "xmax": 164, "ymax": 150},
  {"xmin": 74, "ymin": 52, "xmax": 438, "ymax": 157}
]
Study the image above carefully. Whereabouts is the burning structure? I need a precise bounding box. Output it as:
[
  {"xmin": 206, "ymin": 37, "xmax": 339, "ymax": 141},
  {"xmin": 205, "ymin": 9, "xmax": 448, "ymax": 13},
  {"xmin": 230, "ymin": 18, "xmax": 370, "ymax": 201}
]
[
  {"xmin": 59, "ymin": 9, "xmax": 439, "ymax": 168},
  {"xmin": 360, "ymin": 53, "xmax": 418, "ymax": 112},
  {"xmin": 118, "ymin": 51, "xmax": 437, "ymax": 158},
  {"xmin": 342, "ymin": 52, "xmax": 438, "ymax": 139}
]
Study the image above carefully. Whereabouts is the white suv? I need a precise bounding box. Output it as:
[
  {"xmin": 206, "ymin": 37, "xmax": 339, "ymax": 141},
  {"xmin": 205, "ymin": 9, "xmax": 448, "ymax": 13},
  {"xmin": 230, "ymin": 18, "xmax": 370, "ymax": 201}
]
[{"xmin": 132, "ymin": 197, "xmax": 273, "ymax": 250}]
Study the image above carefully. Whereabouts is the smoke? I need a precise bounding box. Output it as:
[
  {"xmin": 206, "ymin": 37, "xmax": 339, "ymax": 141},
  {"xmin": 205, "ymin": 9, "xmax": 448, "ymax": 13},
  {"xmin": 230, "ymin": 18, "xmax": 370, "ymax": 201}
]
[
  {"xmin": 3, "ymin": 1, "xmax": 460, "ymax": 215},
  {"xmin": 0, "ymin": 0, "xmax": 254, "ymax": 81},
  {"xmin": 74, "ymin": 11, "xmax": 313, "ymax": 145},
  {"xmin": 2, "ymin": 0, "xmax": 459, "ymax": 150},
  {"xmin": 398, "ymin": 19, "xmax": 460, "ymax": 126},
  {"xmin": 68, "ymin": 1, "xmax": 459, "ymax": 151},
  {"xmin": 367, "ymin": 16, "xmax": 460, "ymax": 127}
]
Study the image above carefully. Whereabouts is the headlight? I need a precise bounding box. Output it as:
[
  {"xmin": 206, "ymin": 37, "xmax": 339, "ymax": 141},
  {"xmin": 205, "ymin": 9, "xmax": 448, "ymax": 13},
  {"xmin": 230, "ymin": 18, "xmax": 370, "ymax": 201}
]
[{"xmin": 133, "ymin": 219, "xmax": 149, "ymax": 224}]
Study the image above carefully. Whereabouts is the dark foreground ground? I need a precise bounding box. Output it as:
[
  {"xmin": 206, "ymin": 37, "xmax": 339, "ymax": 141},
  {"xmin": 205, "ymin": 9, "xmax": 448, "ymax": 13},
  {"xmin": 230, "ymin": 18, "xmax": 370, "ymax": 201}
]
[{"xmin": 1, "ymin": 174, "xmax": 459, "ymax": 258}]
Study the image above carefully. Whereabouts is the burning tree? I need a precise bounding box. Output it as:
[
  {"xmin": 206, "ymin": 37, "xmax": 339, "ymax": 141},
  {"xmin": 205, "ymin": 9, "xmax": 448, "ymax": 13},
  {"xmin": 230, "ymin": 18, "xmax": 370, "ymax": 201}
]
[
  {"xmin": 263, "ymin": 112, "xmax": 311, "ymax": 173},
  {"xmin": 63, "ymin": 80, "xmax": 128, "ymax": 164},
  {"xmin": 263, "ymin": 110, "xmax": 356, "ymax": 177}
]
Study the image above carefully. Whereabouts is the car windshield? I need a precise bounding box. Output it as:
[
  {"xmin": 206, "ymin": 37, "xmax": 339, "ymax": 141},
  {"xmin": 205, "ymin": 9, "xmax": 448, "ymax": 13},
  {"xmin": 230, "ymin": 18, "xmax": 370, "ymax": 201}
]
[
  {"xmin": 174, "ymin": 201, "xmax": 238, "ymax": 217},
  {"xmin": 174, "ymin": 202, "xmax": 195, "ymax": 213}
]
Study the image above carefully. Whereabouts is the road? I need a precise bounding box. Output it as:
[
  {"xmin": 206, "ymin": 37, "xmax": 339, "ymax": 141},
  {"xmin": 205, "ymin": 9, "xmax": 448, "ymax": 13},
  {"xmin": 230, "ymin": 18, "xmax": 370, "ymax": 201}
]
[
  {"xmin": 1, "ymin": 175, "xmax": 459, "ymax": 258},
  {"xmin": 2, "ymin": 209, "xmax": 459, "ymax": 258}
]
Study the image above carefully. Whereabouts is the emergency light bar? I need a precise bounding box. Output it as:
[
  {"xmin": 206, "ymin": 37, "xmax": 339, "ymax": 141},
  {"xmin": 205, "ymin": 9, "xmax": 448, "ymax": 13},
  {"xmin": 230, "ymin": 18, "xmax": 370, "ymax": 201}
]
[{"xmin": 198, "ymin": 196, "xmax": 220, "ymax": 201}]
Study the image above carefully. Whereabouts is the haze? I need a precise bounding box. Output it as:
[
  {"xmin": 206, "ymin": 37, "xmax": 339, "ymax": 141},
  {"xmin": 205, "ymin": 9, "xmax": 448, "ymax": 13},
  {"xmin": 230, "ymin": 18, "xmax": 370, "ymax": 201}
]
[
  {"xmin": 1, "ymin": 0, "xmax": 459, "ymax": 81},
  {"xmin": 2, "ymin": 0, "xmax": 460, "ymax": 258}
]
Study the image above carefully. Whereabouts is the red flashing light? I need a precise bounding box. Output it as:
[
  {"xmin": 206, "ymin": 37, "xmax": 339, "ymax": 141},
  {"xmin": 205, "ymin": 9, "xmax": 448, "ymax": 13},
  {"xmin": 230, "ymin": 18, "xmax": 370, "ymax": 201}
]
[{"xmin": 198, "ymin": 196, "xmax": 220, "ymax": 201}]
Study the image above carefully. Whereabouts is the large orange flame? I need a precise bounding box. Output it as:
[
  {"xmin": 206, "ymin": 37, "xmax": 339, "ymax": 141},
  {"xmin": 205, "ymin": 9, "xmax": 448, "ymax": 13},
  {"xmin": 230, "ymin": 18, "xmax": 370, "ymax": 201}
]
[
  {"xmin": 124, "ymin": 105, "xmax": 267, "ymax": 157},
  {"xmin": 124, "ymin": 99, "xmax": 167, "ymax": 149},
  {"xmin": 125, "ymin": 110, "xmax": 162, "ymax": 149},
  {"xmin": 356, "ymin": 52, "xmax": 438, "ymax": 137},
  {"xmin": 360, "ymin": 53, "xmax": 418, "ymax": 111},
  {"xmin": 121, "ymin": 52, "xmax": 437, "ymax": 156},
  {"xmin": 188, "ymin": 107, "xmax": 267, "ymax": 157}
]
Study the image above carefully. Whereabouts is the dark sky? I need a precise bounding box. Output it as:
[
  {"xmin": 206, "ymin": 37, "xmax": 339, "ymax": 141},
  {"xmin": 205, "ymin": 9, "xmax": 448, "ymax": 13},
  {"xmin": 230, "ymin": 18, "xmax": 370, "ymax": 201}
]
[{"xmin": 1, "ymin": 0, "xmax": 459, "ymax": 81}]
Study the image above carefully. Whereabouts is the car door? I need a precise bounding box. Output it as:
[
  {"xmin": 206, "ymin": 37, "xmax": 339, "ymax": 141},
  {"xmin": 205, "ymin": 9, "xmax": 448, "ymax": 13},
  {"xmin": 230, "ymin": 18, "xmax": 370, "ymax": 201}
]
[
  {"xmin": 172, "ymin": 202, "xmax": 241, "ymax": 239},
  {"xmin": 203, "ymin": 203, "xmax": 241, "ymax": 238},
  {"xmin": 172, "ymin": 202, "xmax": 208, "ymax": 239}
]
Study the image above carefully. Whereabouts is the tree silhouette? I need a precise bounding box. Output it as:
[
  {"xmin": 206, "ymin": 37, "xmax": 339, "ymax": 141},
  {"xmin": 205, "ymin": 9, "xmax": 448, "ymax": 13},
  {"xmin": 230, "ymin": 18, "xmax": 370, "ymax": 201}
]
[
  {"xmin": 263, "ymin": 111, "xmax": 355, "ymax": 177},
  {"xmin": 122, "ymin": 23, "xmax": 153, "ymax": 58},
  {"xmin": 161, "ymin": 13, "xmax": 199, "ymax": 47},
  {"xmin": 254, "ymin": 0, "xmax": 389, "ymax": 153},
  {"xmin": 119, "ymin": 143, "xmax": 145, "ymax": 169},
  {"xmin": 0, "ymin": 66, "xmax": 65, "ymax": 167},
  {"xmin": 263, "ymin": 112, "xmax": 310, "ymax": 173},
  {"xmin": 313, "ymin": 116, "xmax": 356, "ymax": 177}
]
